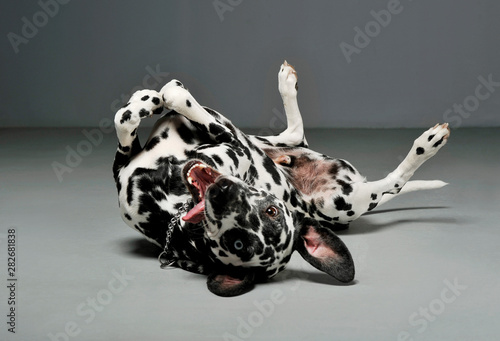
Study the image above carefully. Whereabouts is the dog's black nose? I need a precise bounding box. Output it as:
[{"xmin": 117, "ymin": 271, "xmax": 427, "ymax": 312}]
[{"xmin": 216, "ymin": 178, "xmax": 233, "ymax": 191}]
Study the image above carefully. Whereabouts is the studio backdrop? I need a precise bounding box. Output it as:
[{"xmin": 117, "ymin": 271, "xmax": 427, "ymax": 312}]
[{"xmin": 1, "ymin": 0, "xmax": 499, "ymax": 129}]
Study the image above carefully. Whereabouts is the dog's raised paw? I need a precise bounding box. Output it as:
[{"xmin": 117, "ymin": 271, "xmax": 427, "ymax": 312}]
[
  {"xmin": 115, "ymin": 89, "xmax": 164, "ymax": 129},
  {"xmin": 279, "ymin": 60, "xmax": 298, "ymax": 97},
  {"xmin": 160, "ymin": 79, "xmax": 192, "ymax": 111},
  {"xmin": 413, "ymin": 123, "xmax": 450, "ymax": 158}
]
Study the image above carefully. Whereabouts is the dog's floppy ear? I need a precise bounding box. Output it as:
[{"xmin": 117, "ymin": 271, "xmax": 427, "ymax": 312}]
[
  {"xmin": 295, "ymin": 218, "xmax": 355, "ymax": 283},
  {"xmin": 207, "ymin": 271, "xmax": 256, "ymax": 297}
]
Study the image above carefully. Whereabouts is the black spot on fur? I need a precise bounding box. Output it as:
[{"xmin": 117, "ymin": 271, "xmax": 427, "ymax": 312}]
[
  {"xmin": 254, "ymin": 136, "xmax": 273, "ymax": 146},
  {"xmin": 428, "ymin": 134, "xmax": 435, "ymax": 142},
  {"xmin": 120, "ymin": 110, "xmax": 132, "ymax": 124},
  {"xmin": 152, "ymin": 97, "xmax": 160, "ymax": 105},
  {"xmin": 368, "ymin": 202, "xmax": 378, "ymax": 211},
  {"xmin": 290, "ymin": 190, "xmax": 299, "ymax": 208},
  {"xmin": 145, "ymin": 136, "xmax": 161, "ymax": 151},
  {"xmin": 334, "ymin": 197, "xmax": 352, "ymax": 211},
  {"xmin": 371, "ymin": 193, "xmax": 377, "ymax": 200},
  {"xmin": 115, "ymin": 175, "xmax": 122, "ymax": 194},
  {"xmin": 118, "ymin": 143, "xmax": 130, "ymax": 153},
  {"xmin": 416, "ymin": 147, "xmax": 425, "ymax": 155},
  {"xmin": 262, "ymin": 157, "xmax": 281, "ymax": 185},
  {"xmin": 329, "ymin": 163, "xmax": 339, "ymax": 177},
  {"xmin": 223, "ymin": 120, "xmax": 238, "ymax": 138},
  {"xmin": 316, "ymin": 210, "xmax": 333, "ymax": 222},
  {"xmin": 190, "ymin": 121, "xmax": 209, "ymax": 135},
  {"xmin": 433, "ymin": 137, "xmax": 444, "ymax": 148},
  {"xmin": 337, "ymin": 179, "xmax": 353, "ymax": 195},
  {"xmin": 347, "ymin": 210, "xmax": 355, "ymax": 217},
  {"xmin": 209, "ymin": 123, "xmax": 224, "ymax": 135},
  {"xmin": 161, "ymin": 128, "xmax": 169, "ymax": 139},
  {"xmin": 212, "ymin": 154, "xmax": 224, "ymax": 166},
  {"xmin": 177, "ymin": 124, "xmax": 196, "ymax": 144},
  {"xmin": 226, "ymin": 149, "xmax": 239, "ymax": 168},
  {"xmin": 153, "ymin": 107, "xmax": 163, "ymax": 115},
  {"xmin": 309, "ymin": 200, "xmax": 318, "ymax": 215},
  {"xmin": 139, "ymin": 109, "xmax": 149, "ymax": 118},
  {"xmin": 141, "ymin": 95, "xmax": 150, "ymax": 101},
  {"xmin": 247, "ymin": 164, "xmax": 259, "ymax": 183},
  {"xmin": 124, "ymin": 213, "xmax": 132, "ymax": 220},
  {"xmin": 126, "ymin": 179, "xmax": 134, "ymax": 205},
  {"xmin": 282, "ymin": 191, "xmax": 290, "ymax": 202},
  {"xmin": 207, "ymin": 123, "xmax": 233, "ymax": 143},
  {"xmin": 338, "ymin": 159, "xmax": 355, "ymax": 173},
  {"xmin": 131, "ymin": 128, "xmax": 137, "ymax": 137},
  {"xmin": 176, "ymin": 81, "xmax": 183, "ymax": 87},
  {"xmin": 186, "ymin": 99, "xmax": 192, "ymax": 107}
]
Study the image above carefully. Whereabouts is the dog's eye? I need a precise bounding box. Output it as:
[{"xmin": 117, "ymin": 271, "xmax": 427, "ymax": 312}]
[
  {"xmin": 234, "ymin": 240, "xmax": 244, "ymax": 250},
  {"xmin": 265, "ymin": 205, "xmax": 279, "ymax": 218}
]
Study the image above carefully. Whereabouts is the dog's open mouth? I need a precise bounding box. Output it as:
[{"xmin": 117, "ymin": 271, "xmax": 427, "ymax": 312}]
[{"xmin": 182, "ymin": 161, "xmax": 221, "ymax": 224}]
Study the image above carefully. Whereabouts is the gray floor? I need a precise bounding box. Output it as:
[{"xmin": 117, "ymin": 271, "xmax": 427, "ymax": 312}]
[{"xmin": 1, "ymin": 127, "xmax": 499, "ymax": 341}]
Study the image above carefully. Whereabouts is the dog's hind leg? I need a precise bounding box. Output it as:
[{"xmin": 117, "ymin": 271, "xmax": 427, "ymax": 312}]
[
  {"xmin": 251, "ymin": 61, "xmax": 308, "ymax": 148},
  {"xmin": 325, "ymin": 124, "xmax": 450, "ymax": 223},
  {"xmin": 112, "ymin": 90, "xmax": 164, "ymax": 180}
]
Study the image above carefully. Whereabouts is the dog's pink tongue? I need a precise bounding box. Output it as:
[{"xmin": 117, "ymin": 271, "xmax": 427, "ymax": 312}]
[{"xmin": 182, "ymin": 200, "xmax": 205, "ymax": 224}]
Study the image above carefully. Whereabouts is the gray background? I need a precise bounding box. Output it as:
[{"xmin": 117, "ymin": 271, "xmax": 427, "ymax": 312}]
[
  {"xmin": 1, "ymin": 1, "xmax": 500, "ymax": 341},
  {"xmin": 1, "ymin": 0, "xmax": 499, "ymax": 129}
]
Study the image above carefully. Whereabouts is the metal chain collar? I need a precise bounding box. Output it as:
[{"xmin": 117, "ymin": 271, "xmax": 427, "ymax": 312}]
[{"xmin": 158, "ymin": 201, "xmax": 191, "ymax": 269}]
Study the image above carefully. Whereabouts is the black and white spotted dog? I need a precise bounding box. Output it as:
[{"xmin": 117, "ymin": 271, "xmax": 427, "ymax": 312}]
[{"xmin": 113, "ymin": 62, "xmax": 450, "ymax": 296}]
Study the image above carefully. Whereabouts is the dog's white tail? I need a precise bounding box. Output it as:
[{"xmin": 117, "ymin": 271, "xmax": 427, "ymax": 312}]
[{"xmin": 378, "ymin": 180, "xmax": 448, "ymax": 206}]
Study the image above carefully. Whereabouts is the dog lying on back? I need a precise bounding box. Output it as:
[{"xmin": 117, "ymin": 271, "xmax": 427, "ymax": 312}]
[{"xmin": 113, "ymin": 61, "xmax": 450, "ymax": 296}]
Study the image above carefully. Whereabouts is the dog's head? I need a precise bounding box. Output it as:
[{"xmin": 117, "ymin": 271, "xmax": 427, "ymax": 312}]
[{"xmin": 182, "ymin": 160, "xmax": 355, "ymax": 296}]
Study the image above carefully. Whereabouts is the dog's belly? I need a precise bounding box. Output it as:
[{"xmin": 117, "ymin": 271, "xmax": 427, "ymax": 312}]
[
  {"xmin": 116, "ymin": 113, "xmax": 255, "ymax": 245},
  {"xmin": 116, "ymin": 115, "xmax": 198, "ymax": 244},
  {"xmin": 117, "ymin": 153, "xmax": 191, "ymax": 245}
]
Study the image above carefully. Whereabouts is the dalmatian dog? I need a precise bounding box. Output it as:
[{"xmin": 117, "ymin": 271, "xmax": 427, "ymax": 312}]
[{"xmin": 113, "ymin": 61, "xmax": 450, "ymax": 296}]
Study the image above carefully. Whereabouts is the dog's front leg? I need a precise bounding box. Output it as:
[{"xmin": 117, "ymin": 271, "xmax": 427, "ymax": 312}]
[
  {"xmin": 160, "ymin": 80, "xmax": 238, "ymax": 144},
  {"xmin": 112, "ymin": 90, "xmax": 164, "ymax": 179},
  {"xmin": 251, "ymin": 61, "xmax": 308, "ymax": 148}
]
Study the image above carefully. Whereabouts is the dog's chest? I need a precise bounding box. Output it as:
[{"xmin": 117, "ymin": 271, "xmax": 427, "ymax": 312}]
[{"xmin": 115, "ymin": 117, "xmax": 294, "ymax": 245}]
